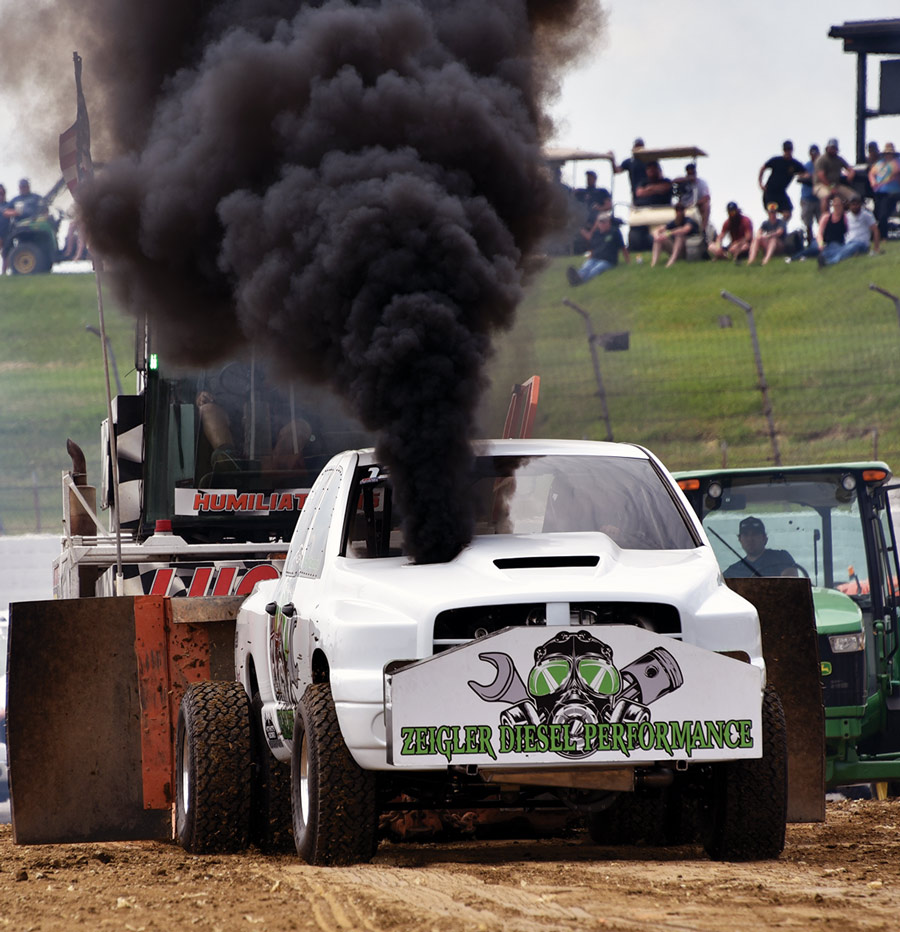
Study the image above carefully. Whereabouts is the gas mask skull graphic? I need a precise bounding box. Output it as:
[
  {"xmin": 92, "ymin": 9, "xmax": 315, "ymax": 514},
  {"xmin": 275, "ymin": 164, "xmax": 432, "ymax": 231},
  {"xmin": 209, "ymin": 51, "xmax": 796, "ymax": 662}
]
[
  {"xmin": 468, "ymin": 629, "xmax": 684, "ymax": 760},
  {"xmin": 527, "ymin": 630, "xmax": 619, "ymax": 749}
]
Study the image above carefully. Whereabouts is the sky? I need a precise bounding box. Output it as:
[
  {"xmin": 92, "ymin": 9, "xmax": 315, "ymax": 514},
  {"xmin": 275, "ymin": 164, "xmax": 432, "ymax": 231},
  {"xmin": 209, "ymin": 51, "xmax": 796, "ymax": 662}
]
[
  {"xmin": 2, "ymin": 1, "xmax": 900, "ymax": 234},
  {"xmin": 548, "ymin": 1, "xmax": 900, "ymax": 233}
]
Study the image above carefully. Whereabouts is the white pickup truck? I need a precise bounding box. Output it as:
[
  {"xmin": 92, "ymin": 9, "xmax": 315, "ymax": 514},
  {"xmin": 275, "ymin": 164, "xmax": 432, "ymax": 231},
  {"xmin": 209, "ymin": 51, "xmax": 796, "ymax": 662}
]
[{"xmin": 174, "ymin": 439, "xmax": 786, "ymax": 864}]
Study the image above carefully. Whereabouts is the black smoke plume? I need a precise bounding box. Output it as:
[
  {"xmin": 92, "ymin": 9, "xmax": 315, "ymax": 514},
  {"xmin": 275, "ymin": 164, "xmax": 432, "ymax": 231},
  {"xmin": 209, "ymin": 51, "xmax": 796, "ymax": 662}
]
[{"xmin": 12, "ymin": 0, "xmax": 601, "ymax": 562}]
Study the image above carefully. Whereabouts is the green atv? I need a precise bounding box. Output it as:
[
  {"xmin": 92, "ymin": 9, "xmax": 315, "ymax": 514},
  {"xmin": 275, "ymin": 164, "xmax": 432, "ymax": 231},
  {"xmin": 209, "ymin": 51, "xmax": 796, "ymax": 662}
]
[
  {"xmin": 673, "ymin": 462, "xmax": 900, "ymax": 791},
  {"xmin": 3, "ymin": 178, "xmax": 69, "ymax": 275}
]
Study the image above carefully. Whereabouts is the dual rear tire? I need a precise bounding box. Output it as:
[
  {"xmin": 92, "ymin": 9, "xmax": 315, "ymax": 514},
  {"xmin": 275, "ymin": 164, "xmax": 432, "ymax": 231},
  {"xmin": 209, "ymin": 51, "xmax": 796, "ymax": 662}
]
[{"xmin": 175, "ymin": 680, "xmax": 378, "ymax": 864}]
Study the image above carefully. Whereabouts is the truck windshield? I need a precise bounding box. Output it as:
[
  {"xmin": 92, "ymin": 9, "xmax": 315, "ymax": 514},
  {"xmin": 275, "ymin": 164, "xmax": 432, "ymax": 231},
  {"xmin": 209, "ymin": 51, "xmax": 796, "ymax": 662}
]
[
  {"xmin": 144, "ymin": 356, "xmax": 370, "ymax": 541},
  {"xmin": 345, "ymin": 453, "xmax": 698, "ymax": 558},
  {"xmin": 699, "ymin": 476, "xmax": 870, "ymax": 602}
]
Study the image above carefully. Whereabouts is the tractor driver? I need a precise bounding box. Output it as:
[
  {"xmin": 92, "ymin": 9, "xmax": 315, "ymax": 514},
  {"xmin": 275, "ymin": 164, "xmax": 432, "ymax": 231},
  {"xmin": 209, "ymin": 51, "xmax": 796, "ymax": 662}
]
[
  {"xmin": 723, "ymin": 516, "xmax": 800, "ymax": 578},
  {"xmin": 4, "ymin": 179, "xmax": 42, "ymax": 221}
]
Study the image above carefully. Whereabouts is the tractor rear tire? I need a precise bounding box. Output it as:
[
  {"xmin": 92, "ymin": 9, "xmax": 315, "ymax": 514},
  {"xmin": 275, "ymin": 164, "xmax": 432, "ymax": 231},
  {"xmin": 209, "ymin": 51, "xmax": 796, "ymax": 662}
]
[
  {"xmin": 175, "ymin": 681, "xmax": 252, "ymax": 854},
  {"xmin": 702, "ymin": 685, "xmax": 787, "ymax": 861},
  {"xmin": 9, "ymin": 243, "xmax": 49, "ymax": 275},
  {"xmin": 250, "ymin": 692, "xmax": 294, "ymax": 852},
  {"xmin": 291, "ymin": 682, "xmax": 378, "ymax": 865}
]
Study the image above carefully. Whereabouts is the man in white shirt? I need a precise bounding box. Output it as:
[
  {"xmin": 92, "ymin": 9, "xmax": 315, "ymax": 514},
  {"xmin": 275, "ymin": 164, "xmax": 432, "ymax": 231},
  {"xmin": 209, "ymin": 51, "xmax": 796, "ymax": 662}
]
[{"xmin": 818, "ymin": 194, "xmax": 880, "ymax": 267}]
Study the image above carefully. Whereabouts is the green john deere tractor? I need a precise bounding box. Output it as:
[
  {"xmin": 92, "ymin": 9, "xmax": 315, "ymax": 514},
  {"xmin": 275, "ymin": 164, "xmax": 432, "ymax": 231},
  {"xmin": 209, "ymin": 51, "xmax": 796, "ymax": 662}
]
[{"xmin": 673, "ymin": 462, "xmax": 900, "ymax": 792}]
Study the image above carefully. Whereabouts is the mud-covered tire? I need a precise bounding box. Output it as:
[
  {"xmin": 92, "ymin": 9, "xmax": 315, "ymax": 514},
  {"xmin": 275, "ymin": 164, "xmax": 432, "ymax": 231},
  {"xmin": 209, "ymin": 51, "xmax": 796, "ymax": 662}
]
[
  {"xmin": 291, "ymin": 682, "xmax": 377, "ymax": 865},
  {"xmin": 250, "ymin": 693, "xmax": 294, "ymax": 852},
  {"xmin": 703, "ymin": 685, "xmax": 787, "ymax": 861},
  {"xmin": 175, "ymin": 681, "xmax": 252, "ymax": 854}
]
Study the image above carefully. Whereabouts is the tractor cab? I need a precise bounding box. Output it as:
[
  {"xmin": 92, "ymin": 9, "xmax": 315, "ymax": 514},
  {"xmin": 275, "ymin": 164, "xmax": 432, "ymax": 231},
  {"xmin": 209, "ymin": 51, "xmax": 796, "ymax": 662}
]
[{"xmin": 674, "ymin": 463, "xmax": 900, "ymax": 788}]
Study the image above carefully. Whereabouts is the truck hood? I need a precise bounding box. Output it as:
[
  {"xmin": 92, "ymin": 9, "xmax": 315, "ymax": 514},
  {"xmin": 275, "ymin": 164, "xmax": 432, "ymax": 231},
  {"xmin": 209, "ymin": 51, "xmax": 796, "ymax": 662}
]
[{"xmin": 329, "ymin": 532, "xmax": 721, "ymax": 620}]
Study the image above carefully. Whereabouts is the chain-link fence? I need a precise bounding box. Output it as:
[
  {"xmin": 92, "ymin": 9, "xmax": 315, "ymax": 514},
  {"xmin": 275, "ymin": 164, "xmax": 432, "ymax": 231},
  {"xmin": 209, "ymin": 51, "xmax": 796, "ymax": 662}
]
[{"xmin": 485, "ymin": 272, "xmax": 900, "ymax": 472}]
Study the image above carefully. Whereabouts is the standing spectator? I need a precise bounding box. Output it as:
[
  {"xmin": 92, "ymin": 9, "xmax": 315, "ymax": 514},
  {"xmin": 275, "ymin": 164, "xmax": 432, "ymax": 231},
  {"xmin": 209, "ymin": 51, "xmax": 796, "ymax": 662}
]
[
  {"xmin": 814, "ymin": 139, "xmax": 857, "ymax": 216},
  {"xmin": 758, "ymin": 140, "xmax": 805, "ymax": 223},
  {"xmin": 673, "ymin": 163, "xmax": 711, "ymax": 235},
  {"xmin": 869, "ymin": 142, "xmax": 900, "ymax": 239},
  {"xmin": 798, "ymin": 144, "xmax": 821, "ymax": 244},
  {"xmin": 566, "ymin": 210, "xmax": 629, "ymax": 285},
  {"xmin": 863, "ymin": 141, "xmax": 881, "ymax": 199},
  {"xmin": 650, "ymin": 202, "xmax": 699, "ymax": 268},
  {"xmin": 0, "ymin": 183, "xmax": 10, "ymax": 248},
  {"xmin": 818, "ymin": 194, "xmax": 879, "ymax": 267},
  {"xmin": 575, "ymin": 170, "xmax": 612, "ymax": 214},
  {"xmin": 747, "ymin": 202, "xmax": 787, "ymax": 265},
  {"xmin": 708, "ymin": 202, "xmax": 753, "ymax": 261},
  {"xmin": 611, "ymin": 138, "xmax": 648, "ymax": 203},
  {"xmin": 633, "ymin": 160, "xmax": 673, "ymax": 207}
]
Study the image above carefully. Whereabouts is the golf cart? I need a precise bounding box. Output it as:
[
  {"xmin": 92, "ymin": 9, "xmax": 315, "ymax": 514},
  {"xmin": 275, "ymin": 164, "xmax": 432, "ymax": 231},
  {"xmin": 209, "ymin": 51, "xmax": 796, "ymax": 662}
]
[
  {"xmin": 543, "ymin": 148, "xmax": 617, "ymax": 256},
  {"xmin": 625, "ymin": 145, "xmax": 708, "ymax": 252}
]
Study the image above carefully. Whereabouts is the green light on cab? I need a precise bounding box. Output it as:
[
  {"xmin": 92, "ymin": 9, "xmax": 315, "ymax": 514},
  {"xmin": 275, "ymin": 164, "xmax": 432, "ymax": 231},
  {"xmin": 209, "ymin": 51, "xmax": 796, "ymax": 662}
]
[{"xmin": 149, "ymin": 353, "xmax": 159, "ymax": 370}]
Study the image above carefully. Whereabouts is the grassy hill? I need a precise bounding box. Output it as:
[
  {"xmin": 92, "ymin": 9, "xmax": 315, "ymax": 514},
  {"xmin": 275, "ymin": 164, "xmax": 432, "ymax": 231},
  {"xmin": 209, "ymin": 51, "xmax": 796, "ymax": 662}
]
[
  {"xmin": 0, "ymin": 274, "xmax": 134, "ymax": 534},
  {"xmin": 482, "ymin": 245, "xmax": 900, "ymax": 471},
  {"xmin": 2, "ymin": 246, "xmax": 900, "ymax": 533}
]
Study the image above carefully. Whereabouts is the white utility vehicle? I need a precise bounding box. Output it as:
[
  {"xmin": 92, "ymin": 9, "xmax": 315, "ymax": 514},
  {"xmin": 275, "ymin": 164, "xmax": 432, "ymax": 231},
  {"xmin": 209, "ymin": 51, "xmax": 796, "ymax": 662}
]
[{"xmin": 175, "ymin": 439, "xmax": 787, "ymax": 864}]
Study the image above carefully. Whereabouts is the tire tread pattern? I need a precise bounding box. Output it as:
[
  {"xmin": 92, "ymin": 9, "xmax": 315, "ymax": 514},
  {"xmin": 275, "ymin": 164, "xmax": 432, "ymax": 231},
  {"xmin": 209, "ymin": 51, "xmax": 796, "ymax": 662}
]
[
  {"xmin": 177, "ymin": 681, "xmax": 252, "ymax": 854},
  {"xmin": 703, "ymin": 685, "xmax": 787, "ymax": 862},
  {"xmin": 293, "ymin": 682, "xmax": 377, "ymax": 865}
]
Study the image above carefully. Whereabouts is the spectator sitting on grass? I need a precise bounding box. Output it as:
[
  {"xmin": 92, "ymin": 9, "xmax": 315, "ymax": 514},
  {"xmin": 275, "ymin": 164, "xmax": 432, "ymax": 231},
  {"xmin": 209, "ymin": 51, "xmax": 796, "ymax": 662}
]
[
  {"xmin": 566, "ymin": 210, "xmax": 629, "ymax": 286},
  {"xmin": 708, "ymin": 202, "xmax": 753, "ymax": 261},
  {"xmin": 651, "ymin": 202, "xmax": 698, "ymax": 267},
  {"xmin": 747, "ymin": 202, "xmax": 787, "ymax": 266},
  {"xmin": 787, "ymin": 193, "xmax": 846, "ymax": 263},
  {"xmin": 817, "ymin": 194, "xmax": 880, "ymax": 268}
]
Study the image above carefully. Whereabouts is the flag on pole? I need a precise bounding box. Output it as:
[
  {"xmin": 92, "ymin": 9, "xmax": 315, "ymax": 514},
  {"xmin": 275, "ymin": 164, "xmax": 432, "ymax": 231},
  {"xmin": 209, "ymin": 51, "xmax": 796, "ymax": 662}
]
[{"xmin": 59, "ymin": 52, "xmax": 93, "ymax": 196}]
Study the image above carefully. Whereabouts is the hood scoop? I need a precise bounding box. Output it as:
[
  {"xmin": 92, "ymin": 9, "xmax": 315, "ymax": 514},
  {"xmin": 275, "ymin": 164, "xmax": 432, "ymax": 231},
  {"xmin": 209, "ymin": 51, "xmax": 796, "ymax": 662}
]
[{"xmin": 493, "ymin": 555, "xmax": 600, "ymax": 570}]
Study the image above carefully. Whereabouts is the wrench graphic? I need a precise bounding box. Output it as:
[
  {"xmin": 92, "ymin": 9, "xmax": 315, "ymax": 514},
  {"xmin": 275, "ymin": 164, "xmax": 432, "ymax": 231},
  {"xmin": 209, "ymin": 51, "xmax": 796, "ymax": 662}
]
[{"xmin": 467, "ymin": 652, "xmax": 530, "ymax": 705}]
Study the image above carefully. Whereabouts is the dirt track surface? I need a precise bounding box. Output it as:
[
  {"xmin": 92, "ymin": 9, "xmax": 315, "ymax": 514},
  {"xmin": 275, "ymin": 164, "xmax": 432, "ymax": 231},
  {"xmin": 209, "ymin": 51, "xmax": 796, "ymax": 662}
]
[{"xmin": 2, "ymin": 799, "xmax": 899, "ymax": 932}]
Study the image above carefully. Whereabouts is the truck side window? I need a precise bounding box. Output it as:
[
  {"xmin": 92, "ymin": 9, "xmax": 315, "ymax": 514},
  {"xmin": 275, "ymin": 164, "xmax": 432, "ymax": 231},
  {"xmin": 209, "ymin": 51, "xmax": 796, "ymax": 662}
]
[
  {"xmin": 299, "ymin": 469, "xmax": 343, "ymax": 578},
  {"xmin": 283, "ymin": 469, "xmax": 333, "ymax": 578}
]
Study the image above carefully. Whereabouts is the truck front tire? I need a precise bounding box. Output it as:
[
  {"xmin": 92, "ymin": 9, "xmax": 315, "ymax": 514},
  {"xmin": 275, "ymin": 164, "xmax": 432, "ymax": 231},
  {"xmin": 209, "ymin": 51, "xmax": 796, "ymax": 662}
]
[
  {"xmin": 291, "ymin": 682, "xmax": 378, "ymax": 865},
  {"xmin": 175, "ymin": 681, "xmax": 252, "ymax": 853},
  {"xmin": 702, "ymin": 685, "xmax": 787, "ymax": 861}
]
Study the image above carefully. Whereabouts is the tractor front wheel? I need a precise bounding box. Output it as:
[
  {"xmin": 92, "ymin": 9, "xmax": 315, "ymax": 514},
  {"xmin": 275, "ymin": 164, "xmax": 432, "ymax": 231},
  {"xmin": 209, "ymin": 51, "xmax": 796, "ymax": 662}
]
[{"xmin": 9, "ymin": 243, "xmax": 49, "ymax": 275}]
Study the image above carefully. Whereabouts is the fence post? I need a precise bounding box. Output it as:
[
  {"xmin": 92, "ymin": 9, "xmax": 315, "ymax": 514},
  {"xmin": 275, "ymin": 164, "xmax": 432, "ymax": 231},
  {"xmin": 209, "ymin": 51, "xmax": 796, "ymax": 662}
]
[
  {"xmin": 32, "ymin": 468, "xmax": 42, "ymax": 533},
  {"xmin": 720, "ymin": 290, "xmax": 782, "ymax": 466},
  {"xmin": 563, "ymin": 298, "xmax": 614, "ymax": 442}
]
